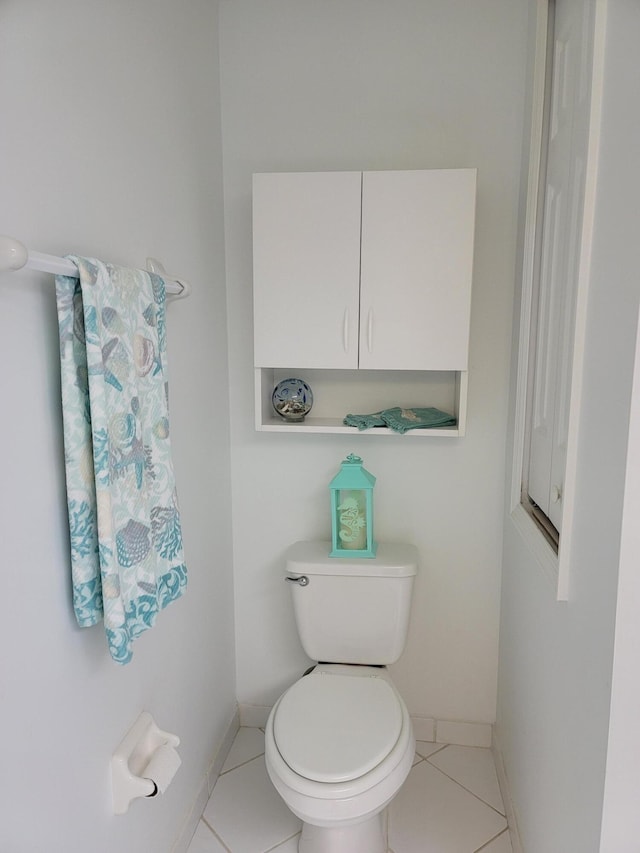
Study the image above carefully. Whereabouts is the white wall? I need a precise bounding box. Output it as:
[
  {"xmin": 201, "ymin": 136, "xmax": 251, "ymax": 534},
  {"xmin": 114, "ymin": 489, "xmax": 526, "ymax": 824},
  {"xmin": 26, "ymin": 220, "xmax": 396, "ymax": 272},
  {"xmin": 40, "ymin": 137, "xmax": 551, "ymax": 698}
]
[
  {"xmin": 497, "ymin": 1, "xmax": 640, "ymax": 850},
  {"xmin": 600, "ymin": 317, "xmax": 640, "ymax": 850},
  {"xmin": 219, "ymin": 0, "xmax": 529, "ymax": 725},
  {"xmin": 0, "ymin": 3, "xmax": 235, "ymax": 851},
  {"xmin": 594, "ymin": 5, "xmax": 640, "ymax": 847}
]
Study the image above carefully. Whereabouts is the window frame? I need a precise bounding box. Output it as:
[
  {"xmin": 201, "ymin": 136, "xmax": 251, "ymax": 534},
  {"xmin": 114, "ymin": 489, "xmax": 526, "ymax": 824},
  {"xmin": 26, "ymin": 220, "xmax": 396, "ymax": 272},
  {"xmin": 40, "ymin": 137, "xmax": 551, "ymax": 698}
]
[{"xmin": 509, "ymin": 0, "xmax": 607, "ymax": 601}]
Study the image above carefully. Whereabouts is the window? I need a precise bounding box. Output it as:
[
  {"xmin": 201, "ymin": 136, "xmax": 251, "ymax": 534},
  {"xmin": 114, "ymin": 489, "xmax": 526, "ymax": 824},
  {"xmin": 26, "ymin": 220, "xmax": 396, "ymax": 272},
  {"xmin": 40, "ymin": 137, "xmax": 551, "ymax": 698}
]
[{"xmin": 511, "ymin": 0, "xmax": 605, "ymax": 599}]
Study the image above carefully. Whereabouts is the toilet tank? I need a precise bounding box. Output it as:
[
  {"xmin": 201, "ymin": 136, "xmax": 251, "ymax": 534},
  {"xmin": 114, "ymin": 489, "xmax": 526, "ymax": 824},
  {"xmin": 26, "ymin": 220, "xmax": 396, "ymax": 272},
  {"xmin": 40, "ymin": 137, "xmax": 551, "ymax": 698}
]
[{"xmin": 285, "ymin": 540, "xmax": 418, "ymax": 665}]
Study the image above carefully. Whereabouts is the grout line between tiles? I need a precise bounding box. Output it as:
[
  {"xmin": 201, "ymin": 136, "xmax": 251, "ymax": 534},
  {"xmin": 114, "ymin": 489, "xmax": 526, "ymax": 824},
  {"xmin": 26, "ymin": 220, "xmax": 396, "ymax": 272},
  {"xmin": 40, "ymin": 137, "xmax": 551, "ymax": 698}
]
[
  {"xmin": 424, "ymin": 757, "xmax": 508, "ymax": 818},
  {"xmin": 415, "ymin": 742, "xmax": 449, "ymax": 761},
  {"xmin": 199, "ymin": 817, "xmax": 232, "ymax": 852},
  {"xmin": 199, "ymin": 738, "xmax": 508, "ymax": 853},
  {"xmin": 220, "ymin": 750, "xmax": 265, "ymax": 776},
  {"xmin": 262, "ymin": 830, "xmax": 301, "ymax": 852},
  {"xmin": 474, "ymin": 827, "xmax": 512, "ymax": 851}
]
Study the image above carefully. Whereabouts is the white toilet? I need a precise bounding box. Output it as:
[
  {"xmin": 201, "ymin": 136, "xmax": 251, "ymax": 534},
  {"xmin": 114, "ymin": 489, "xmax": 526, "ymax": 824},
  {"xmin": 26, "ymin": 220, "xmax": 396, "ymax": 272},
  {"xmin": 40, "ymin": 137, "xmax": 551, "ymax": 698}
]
[{"xmin": 264, "ymin": 540, "xmax": 418, "ymax": 853}]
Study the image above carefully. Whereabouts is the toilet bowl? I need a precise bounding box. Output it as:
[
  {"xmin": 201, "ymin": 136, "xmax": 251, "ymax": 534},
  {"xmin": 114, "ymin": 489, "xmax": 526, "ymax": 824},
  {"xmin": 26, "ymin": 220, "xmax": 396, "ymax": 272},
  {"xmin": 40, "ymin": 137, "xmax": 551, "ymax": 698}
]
[
  {"xmin": 265, "ymin": 663, "xmax": 415, "ymax": 853},
  {"xmin": 266, "ymin": 541, "xmax": 418, "ymax": 852}
]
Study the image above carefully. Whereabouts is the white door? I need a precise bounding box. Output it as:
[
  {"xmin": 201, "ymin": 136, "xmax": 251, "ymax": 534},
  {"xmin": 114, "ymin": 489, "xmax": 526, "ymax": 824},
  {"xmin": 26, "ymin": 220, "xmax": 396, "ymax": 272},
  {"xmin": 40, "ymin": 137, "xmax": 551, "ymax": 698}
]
[
  {"xmin": 527, "ymin": 0, "xmax": 595, "ymax": 531},
  {"xmin": 358, "ymin": 169, "xmax": 476, "ymax": 371},
  {"xmin": 252, "ymin": 171, "xmax": 362, "ymax": 369}
]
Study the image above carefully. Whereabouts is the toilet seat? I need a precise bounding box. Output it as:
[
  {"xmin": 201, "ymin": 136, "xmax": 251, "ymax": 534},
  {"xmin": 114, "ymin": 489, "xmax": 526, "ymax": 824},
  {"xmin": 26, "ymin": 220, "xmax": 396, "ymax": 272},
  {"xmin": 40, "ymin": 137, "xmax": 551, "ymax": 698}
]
[{"xmin": 272, "ymin": 671, "xmax": 403, "ymax": 784}]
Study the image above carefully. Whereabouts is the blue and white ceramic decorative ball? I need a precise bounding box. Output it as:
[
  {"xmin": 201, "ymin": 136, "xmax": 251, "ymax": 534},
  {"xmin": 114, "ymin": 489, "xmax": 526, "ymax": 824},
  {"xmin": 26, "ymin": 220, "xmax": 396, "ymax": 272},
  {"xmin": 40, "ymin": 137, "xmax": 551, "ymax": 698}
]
[{"xmin": 272, "ymin": 378, "xmax": 314, "ymax": 422}]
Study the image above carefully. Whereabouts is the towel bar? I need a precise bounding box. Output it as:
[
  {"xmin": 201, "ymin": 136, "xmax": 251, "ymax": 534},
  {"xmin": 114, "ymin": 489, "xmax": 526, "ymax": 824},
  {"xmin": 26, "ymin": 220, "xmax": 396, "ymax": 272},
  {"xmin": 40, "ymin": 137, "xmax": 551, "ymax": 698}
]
[{"xmin": 0, "ymin": 234, "xmax": 190, "ymax": 298}]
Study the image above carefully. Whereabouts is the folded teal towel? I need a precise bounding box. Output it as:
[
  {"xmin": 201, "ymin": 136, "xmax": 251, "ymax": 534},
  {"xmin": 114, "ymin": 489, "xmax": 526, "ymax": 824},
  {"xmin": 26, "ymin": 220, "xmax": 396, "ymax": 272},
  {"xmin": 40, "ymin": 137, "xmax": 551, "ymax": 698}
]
[
  {"xmin": 379, "ymin": 407, "xmax": 457, "ymax": 433},
  {"xmin": 342, "ymin": 411, "xmax": 387, "ymax": 430},
  {"xmin": 344, "ymin": 407, "xmax": 456, "ymax": 433},
  {"xmin": 56, "ymin": 257, "xmax": 186, "ymax": 664}
]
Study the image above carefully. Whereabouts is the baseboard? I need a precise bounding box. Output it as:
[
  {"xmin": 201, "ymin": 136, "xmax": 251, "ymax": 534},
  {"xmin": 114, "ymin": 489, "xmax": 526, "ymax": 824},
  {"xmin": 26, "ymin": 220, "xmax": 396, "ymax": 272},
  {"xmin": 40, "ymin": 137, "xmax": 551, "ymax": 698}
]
[
  {"xmin": 434, "ymin": 719, "xmax": 492, "ymax": 748},
  {"xmin": 171, "ymin": 706, "xmax": 240, "ymax": 853},
  {"xmin": 492, "ymin": 728, "xmax": 524, "ymax": 853},
  {"xmin": 207, "ymin": 706, "xmax": 241, "ymax": 794},
  {"xmin": 239, "ymin": 703, "xmax": 272, "ymax": 728},
  {"xmin": 171, "ymin": 774, "xmax": 212, "ymax": 853},
  {"xmin": 411, "ymin": 715, "xmax": 436, "ymax": 742},
  {"xmin": 411, "ymin": 715, "xmax": 493, "ymax": 748}
]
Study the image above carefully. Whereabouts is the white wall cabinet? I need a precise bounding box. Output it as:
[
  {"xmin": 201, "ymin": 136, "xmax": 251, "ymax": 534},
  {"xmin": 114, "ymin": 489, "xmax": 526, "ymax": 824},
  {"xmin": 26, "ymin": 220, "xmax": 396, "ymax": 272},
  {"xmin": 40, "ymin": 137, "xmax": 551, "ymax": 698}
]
[{"xmin": 252, "ymin": 169, "xmax": 476, "ymax": 435}]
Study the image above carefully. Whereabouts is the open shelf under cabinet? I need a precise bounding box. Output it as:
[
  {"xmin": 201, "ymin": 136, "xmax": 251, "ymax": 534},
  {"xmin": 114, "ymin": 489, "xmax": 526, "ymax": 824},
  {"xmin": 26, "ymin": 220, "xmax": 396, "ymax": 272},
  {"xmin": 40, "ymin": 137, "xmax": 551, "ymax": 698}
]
[{"xmin": 255, "ymin": 368, "xmax": 467, "ymax": 436}]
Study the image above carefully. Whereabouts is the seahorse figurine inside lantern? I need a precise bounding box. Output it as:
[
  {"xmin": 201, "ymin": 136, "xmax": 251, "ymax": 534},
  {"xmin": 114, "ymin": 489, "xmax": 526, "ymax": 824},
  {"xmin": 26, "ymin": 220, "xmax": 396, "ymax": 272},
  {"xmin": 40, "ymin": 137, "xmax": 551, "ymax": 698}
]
[{"xmin": 337, "ymin": 494, "xmax": 366, "ymax": 550}]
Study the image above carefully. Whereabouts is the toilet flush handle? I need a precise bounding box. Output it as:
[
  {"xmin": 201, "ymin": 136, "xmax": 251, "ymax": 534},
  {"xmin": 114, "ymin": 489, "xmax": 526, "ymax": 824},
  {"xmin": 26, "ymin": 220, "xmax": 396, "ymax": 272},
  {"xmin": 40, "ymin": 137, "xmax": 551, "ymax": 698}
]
[{"xmin": 285, "ymin": 575, "xmax": 309, "ymax": 587}]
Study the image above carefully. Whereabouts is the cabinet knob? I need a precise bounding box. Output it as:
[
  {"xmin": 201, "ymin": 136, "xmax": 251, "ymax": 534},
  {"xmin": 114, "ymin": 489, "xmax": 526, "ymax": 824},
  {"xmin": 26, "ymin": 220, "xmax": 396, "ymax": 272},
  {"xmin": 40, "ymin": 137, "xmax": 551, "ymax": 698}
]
[
  {"xmin": 367, "ymin": 309, "xmax": 373, "ymax": 352},
  {"xmin": 551, "ymin": 485, "xmax": 562, "ymax": 503},
  {"xmin": 343, "ymin": 309, "xmax": 349, "ymax": 352}
]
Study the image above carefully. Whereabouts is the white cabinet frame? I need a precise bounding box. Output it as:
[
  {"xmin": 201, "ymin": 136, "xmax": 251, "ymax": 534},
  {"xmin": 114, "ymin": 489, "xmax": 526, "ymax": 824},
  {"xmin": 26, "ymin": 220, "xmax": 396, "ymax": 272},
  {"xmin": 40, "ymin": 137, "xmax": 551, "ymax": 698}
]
[{"xmin": 252, "ymin": 169, "xmax": 476, "ymax": 437}]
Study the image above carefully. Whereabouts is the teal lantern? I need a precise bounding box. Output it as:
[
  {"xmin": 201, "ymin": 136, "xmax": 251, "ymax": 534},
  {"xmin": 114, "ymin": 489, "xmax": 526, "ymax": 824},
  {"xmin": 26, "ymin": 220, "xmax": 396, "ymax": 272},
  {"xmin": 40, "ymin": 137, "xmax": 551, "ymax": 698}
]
[{"xmin": 329, "ymin": 454, "xmax": 377, "ymax": 558}]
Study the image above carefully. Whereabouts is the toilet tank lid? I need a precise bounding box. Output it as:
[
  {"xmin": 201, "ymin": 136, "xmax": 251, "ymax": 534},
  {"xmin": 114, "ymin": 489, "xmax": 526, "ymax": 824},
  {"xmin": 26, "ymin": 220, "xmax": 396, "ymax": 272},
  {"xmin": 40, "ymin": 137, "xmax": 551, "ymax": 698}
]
[{"xmin": 285, "ymin": 540, "xmax": 418, "ymax": 578}]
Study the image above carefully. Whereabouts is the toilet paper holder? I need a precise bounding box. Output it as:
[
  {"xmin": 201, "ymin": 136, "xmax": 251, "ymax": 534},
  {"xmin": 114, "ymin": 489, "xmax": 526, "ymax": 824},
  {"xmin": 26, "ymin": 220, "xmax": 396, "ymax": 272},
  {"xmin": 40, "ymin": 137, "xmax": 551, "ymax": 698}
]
[{"xmin": 111, "ymin": 711, "xmax": 181, "ymax": 814}]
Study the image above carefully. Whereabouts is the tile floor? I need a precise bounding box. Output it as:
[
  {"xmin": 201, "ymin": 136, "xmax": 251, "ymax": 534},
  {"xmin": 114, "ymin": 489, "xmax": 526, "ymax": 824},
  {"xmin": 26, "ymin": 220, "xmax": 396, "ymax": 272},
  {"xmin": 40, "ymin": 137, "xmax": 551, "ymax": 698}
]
[{"xmin": 187, "ymin": 727, "xmax": 512, "ymax": 853}]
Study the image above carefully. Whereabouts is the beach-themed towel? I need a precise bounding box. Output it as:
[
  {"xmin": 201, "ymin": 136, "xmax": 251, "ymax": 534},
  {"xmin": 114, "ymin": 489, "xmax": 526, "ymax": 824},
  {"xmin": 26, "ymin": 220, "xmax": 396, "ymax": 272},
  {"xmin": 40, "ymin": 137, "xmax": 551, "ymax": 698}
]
[
  {"xmin": 55, "ymin": 258, "xmax": 186, "ymax": 664},
  {"xmin": 344, "ymin": 406, "xmax": 456, "ymax": 433}
]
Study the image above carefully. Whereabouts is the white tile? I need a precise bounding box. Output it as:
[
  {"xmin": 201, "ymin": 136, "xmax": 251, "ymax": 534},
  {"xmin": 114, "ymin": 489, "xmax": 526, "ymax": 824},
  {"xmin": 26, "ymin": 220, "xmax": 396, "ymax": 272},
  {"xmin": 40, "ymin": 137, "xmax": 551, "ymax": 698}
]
[
  {"xmin": 203, "ymin": 755, "xmax": 300, "ymax": 853},
  {"xmin": 436, "ymin": 720, "xmax": 492, "ymax": 747},
  {"xmin": 266, "ymin": 834, "xmax": 301, "ymax": 852},
  {"xmin": 221, "ymin": 727, "xmax": 265, "ymax": 773},
  {"xmin": 427, "ymin": 745, "xmax": 505, "ymax": 815},
  {"xmin": 388, "ymin": 761, "xmax": 507, "ymax": 853},
  {"xmin": 477, "ymin": 829, "xmax": 513, "ymax": 852},
  {"xmin": 415, "ymin": 741, "xmax": 446, "ymax": 760},
  {"xmin": 186, "ymin": 820, "xmax": 228, "ymax": 853}
]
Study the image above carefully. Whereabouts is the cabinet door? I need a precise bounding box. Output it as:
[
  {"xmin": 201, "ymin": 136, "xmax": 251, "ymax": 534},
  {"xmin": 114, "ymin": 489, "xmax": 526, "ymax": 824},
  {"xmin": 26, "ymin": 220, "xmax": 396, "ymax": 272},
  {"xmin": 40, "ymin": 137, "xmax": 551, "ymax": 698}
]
[
  {"xmin": 359, "ymin": 169, "xmax": 476, "ymax": 371},
  {"xmin": 252, "ymin": 171, "xmax": 362, "ymax": 369}
]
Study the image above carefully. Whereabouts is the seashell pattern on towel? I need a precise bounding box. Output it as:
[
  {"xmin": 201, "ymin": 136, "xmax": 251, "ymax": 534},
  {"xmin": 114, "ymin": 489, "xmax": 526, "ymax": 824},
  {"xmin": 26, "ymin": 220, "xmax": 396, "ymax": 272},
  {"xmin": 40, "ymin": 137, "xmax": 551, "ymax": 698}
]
[
  {"xmin": 109, "ymin": 413, "xmax": 136, "ymax": 449},
  {"xmin": 73, "ymin": 289, "xmax": 86, "ymax": 344},
  {"xmin": 102, "ymin": 306, "xmax": 126, "ymax": 335},
  {"xmin": 143, "ymin": 303, "xmax": 157, "ymax": 327},
  {"xmin": 116, "ymin": 519, "xmax": 151, "ymax": 567},
  {"xmin": 153, "ymin": 417, "xmax": 170, "ymax": 439},
  {"xmin": 133, "ymin": 333, "xmax": 157, "ymax": 376}
]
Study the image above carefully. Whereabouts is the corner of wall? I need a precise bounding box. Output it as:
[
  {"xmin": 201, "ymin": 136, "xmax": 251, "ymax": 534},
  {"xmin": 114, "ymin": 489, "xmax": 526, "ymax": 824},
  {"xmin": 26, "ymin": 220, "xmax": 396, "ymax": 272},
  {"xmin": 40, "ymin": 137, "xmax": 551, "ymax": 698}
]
[{"xmin": 492, "ymin": 726, "xmax": 524, "ymax": 853}]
